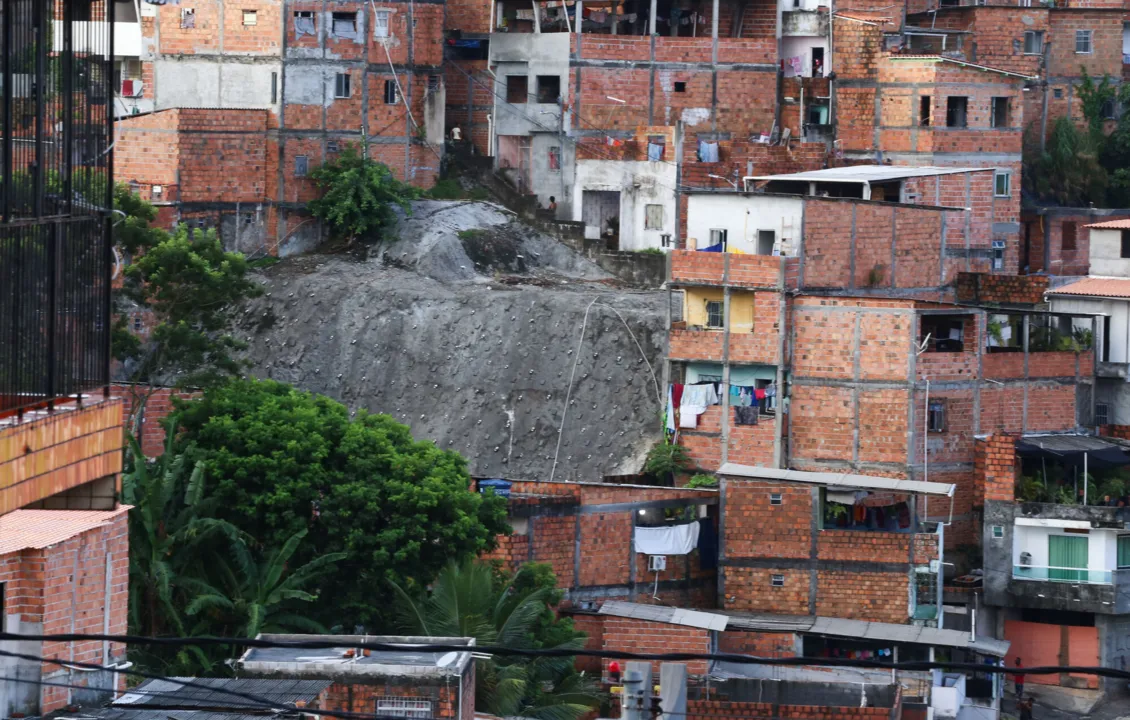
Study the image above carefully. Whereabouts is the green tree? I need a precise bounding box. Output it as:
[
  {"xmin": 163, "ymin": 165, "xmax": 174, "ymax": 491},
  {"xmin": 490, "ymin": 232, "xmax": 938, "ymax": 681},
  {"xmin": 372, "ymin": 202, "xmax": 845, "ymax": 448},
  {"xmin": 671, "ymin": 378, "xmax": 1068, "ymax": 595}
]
[
  {"xmin": 307, "ymin": 141, "xmax": 421, "ymax": 244},
  {"xmin": 183, "ymin": 528, "xmax": 346, "ymax": 638},
  {"xmin": 1023, "ymin": 117, "xmax": 1108, "ymax": 206},
  {"xmin": 644, "ymin": 441, "xmax": 692, "ymax": 484},
  {"xmin": 121, "ymin": 431, "xmax": 244, "ymax": 674},
  {"xmin": 172, "ymin": 378, "xmax": 509, "ymax": 629},
  {"xmin": 392, "ymin": 559, "xmax": 600, "ymax": 720}
]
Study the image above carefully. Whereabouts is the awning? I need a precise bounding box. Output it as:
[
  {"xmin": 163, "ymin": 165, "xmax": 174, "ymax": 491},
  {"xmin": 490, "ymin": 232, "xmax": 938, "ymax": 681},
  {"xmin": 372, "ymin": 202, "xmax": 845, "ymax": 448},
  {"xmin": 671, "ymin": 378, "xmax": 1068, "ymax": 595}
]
[
  {"xmin": 718, "ymin": 464, "xmax": 956, "ymax": 497},
  {"xmin": 1015, "ymin": 434, "xmax": 1130, "ymax": 470}
]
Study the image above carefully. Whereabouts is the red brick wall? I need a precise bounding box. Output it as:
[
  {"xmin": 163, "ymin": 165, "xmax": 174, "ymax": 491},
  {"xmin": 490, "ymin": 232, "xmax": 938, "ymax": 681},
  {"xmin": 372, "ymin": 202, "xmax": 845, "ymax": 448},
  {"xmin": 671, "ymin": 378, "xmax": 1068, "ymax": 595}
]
[
  {"xmin": 974, "ymin": 433, "xmax": 1018, "ymax": 504},
  {"xmin": 321, "ymin": 675, "xmax": 468, "ymax": 720},
  {"xmin": 113, "ymin": 385, "xmax": 200, "ymax": 458},
  {"xmin": 687, "ymin": 698, "xmax": 894, "ymax": 720},
  {"xmin": 601, "ymin": 616, "xmax": 711, "ymax": 675},
  {"xmin": 116, "ymin": 109, "xmax": 181, "ymax": 202},
  {"xmin": 718, "ymin": 629, "xmax": 797, "ymax": 657},
  {"xmin": 955, "ymin": 273, "xmax": 1048, "ymax": 305},
  {"xmin": 25, "ymin": 509, "xmax": 130, "ymax": 713}
]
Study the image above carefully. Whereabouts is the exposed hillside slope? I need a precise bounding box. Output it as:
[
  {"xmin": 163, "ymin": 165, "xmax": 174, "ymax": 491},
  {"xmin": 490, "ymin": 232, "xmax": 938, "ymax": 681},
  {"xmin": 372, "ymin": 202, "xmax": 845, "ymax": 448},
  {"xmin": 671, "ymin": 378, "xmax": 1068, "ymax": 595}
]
[{"xmin": 239, "ymin": 201, "xmax": 667, "ymax": 481}]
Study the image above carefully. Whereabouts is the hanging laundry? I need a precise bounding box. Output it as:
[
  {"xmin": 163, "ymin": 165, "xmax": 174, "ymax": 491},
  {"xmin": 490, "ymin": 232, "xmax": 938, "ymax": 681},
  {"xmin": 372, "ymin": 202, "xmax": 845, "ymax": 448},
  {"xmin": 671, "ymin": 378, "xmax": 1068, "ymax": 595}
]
[
  {"xmin": 294, "ymin": 13, "xmax": 315, "ymax": 35},
  {"xmin": 515, "ymin": 8, "xmax": 535, "ymax": 19},
  {"xmin": 634, "ymin": 521, "xmax": 701, "ymax": 555},
  {"xmin": 764, "ymin": 384, "xmax": 776, "ymax": 398},
  {"xmin": 679, "ymin": 383, "xmax": 718, "ymax": 429},
  {"xmin": 589, "ymin": 9, "xmax": 607, "ymax": 21},
  {"xmin": 666, "ymin": 386, "xmax": 676, "ymax": 433},
  {"xmin": 754, "ymin": 388, "xmax": 767, "ymax": 400},
  {"xmin": 699, "ymin": 242, "xmax": 724, "ymax": 252},
  {"xmin": 734, "ymin": 406, "xmax": 759, "ymax": 425},
  {"xmin": 606, "ymin": 136, "xmax": 623, "ymax": 147},
  {"xmin": 647, "ymin": 142, "xmax": 664, "ymax": 161},
  {"xmin": 788, "ymin": 56, "xmax": 803, "ymax": 75},
  {"xmin": 697, "ymin": 140, "xmax": 720, "ymax": 162}
]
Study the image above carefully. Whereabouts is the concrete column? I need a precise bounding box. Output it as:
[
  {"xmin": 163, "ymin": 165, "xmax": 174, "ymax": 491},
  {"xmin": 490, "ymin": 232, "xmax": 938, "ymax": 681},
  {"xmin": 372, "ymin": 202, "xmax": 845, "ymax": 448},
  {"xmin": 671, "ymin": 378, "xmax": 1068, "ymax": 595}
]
[{"xmin": 649, "ymin": 0, "xmax": 657, "ymax": 34}]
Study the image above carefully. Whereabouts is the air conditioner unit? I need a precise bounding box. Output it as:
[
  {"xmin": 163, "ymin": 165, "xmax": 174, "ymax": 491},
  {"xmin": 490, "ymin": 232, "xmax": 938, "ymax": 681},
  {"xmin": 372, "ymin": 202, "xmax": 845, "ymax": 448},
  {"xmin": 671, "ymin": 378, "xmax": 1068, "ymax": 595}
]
[
  {"xmin": 121, "ymin": 79, "xmax": 144, "ymax": 98},
  {"xmin": 648, "ymin": 555, "xmax": 667, "ymax": 572}
]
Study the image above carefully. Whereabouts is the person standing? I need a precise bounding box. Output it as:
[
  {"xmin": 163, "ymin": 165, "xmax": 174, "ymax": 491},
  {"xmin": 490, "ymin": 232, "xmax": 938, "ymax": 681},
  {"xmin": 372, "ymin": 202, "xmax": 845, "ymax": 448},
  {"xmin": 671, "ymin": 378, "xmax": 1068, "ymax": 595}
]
[
  {"xmin": 1013, "ymin": 657, "xmax": 1025, "ymax": 700},
  {"xmin": 1019, "ymin": 696, "xmax": 1034, "ymax": 720}
]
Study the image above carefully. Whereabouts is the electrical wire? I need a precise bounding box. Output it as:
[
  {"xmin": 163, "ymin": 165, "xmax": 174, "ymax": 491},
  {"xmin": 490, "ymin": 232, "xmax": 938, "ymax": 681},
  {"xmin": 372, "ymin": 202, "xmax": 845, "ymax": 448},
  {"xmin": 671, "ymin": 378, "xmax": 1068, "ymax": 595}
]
[{"xmin": 1, "ymin": 632, "xmax": 1128, "ymax": 681}]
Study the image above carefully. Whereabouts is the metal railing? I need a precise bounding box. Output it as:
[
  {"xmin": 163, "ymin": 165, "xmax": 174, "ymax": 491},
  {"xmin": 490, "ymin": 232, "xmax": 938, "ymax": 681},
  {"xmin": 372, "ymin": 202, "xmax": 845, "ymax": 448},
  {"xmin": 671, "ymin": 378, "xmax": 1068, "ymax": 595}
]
[
  {"xmin": 1, "ymin": 0, "xmax": 114, "ymax": 415},
  {"xmin": 1012, "ymin": 564, "xmax": 1113, "ymax": 584}
]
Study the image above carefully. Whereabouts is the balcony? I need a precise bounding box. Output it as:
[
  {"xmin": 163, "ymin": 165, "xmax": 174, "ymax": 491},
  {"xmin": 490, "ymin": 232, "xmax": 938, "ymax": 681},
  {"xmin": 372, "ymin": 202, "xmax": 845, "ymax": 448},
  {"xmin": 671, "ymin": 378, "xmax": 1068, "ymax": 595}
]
[
  {"xmin": 669, "ymin": 249, "xmax": 782, "ymax": 289},
  {"xmin": 1012, "ymin": 564, "xmax": 1114, "ymax": 584},
  {"xmin": 1006, "ymin": 565, "xmax": 1130, "ymax": 614}
]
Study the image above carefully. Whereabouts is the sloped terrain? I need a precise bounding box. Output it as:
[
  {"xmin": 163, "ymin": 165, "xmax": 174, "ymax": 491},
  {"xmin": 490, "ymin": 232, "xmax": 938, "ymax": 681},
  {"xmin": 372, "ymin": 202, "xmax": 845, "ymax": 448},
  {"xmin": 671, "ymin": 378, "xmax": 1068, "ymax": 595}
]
[{"xmin": 239, "ymin": 201, "xmax": 667, "ymax": 481}]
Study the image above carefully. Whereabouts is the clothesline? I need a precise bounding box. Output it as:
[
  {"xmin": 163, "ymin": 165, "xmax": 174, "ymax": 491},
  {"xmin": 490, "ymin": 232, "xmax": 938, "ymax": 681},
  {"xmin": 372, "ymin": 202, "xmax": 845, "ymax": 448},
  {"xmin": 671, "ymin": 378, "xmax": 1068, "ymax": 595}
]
[{"xmin": 665, "ymin": 381, "xmax": 777, "ymax": 431}]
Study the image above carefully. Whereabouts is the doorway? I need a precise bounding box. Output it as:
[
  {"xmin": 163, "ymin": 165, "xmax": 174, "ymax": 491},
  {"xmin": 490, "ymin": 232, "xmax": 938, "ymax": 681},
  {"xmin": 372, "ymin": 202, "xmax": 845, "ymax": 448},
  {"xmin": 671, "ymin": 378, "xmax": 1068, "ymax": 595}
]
[{"xmin": 582, "ymin": 190, "xmax": 621, "ymax": 249}]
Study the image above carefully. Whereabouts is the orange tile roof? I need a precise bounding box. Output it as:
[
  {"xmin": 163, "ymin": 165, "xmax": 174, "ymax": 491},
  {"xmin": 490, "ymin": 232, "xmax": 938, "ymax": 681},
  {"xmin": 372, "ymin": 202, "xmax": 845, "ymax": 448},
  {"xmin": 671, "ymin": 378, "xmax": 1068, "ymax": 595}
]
[
  {"xmin": 1084, "ymin": 219, "xmax": 1130, "ymax": 230},
  {"xmin": 1048, "ymin": 277, "xmax": 1130, "ymax": 299},
  {"xmin": 0, "ymin": 507, "xmax": 129, "ymax": 555}
]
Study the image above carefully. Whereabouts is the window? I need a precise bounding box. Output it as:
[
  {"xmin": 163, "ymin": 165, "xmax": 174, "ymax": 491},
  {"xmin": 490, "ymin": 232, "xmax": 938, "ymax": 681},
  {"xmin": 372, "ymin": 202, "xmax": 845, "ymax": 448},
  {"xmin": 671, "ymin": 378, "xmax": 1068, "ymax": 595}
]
[
  {"xmin": 1120, "ymin": 536, "xmax": 1130, "ymax": 568},
  {"xmin": 536, "ymin": 75, "xmax": 560, "ymax": 103},
  {"xmin": 992, "ymin": 239, "xmax": 1006, "ymax": 271},
  {"xmin": 548, "ymin": 146, "xmax": 561, "ymax": 172},
  {"xmin": 1048, "ymin": 535, "xmax": 1088, "ymax": 581},
  {"xmin": 334, "ymin": 73, "xmax": 351, "ymax": 98},
  {"xmin": 946, "ymin": 96, "xmax": 967, "ymax": 128},
  {"xmin": 645, "ymin": 204, "xmax": 664, "ymax": 230},
  {"xmin": 294, "ymin": 155, "xmax": 308, "ymax": 177},
  {"xmin": 383, "ymin": 80, "xmax": 399, "ymax": 104},
  {"xmin": 332, "ymin": 11, "xmax": 358, "ymax": 35},
  {"xmin": 647, "ymin": 135, "xmax": 666, "ymax": 161},
  {"xmin": 756, "ymin": 230, "xmax": 775, "ymax": 256},
  {"xmin": 1121, "ymin": 230, "xmax": 1130, "ymax": 258},
  {"xmin": 919, "ymin": 96, "xmax": 931, "ymax": 127},
  {"xmin": 1075, "ymin": 29, "xmax": 1093, "ymax": 54},
  {"xmin": 991, "ymin": 97, "xmax": 1010, "ymax": 128},
  {"xmin": 1023, "ymin": 30, "xmax": 1043, "ymax": 54},
  {"xmin": 992, "ymin": 525, "xmax": 1004, "ymax": 539},
  {"xmin": 1054, "ymin": 88, "xmax": 1063, "ymax": 99},
  {"xmin": 709, "ymin": 228, "xmax": 727, "ymax": 250},
  {"xmin": 705, "ymin": 300, "xmax": 724, "ymax": 329},
  {"xmin": 771, "ymin": 574, "xmax": 785, "ymax": 587},
  {"xmin": 375, "ymin": 697, "xmax": 433, "ymax": 719},
  {"xmin": 674, "ymin": 81, "xmax": 686, "ymax": 92},
  {"xmin": 1062, "ymin": 221, "xmax": 1078, "ymax": 251},
  {"xmin": 428, "ymin": 74, "xmax": 440, "ymax": 92},
  {"xmin": 242, "ymin": 9, "xmax": 257, "ymax": 25},
  {"xmin": 506, "ymin": 75, "xmax": 528, "ymax": 104},
  {"xmin": 994, "ymin": 171, "xmax": 1011, "ymax": 198},
  {"xmin": 270, "ymin": 71, "xmax": 278, "ymax": 104},
  {"xmin": 180, "ymin": 7, "xmax": 196, "ymax": 28},
  {"xmin": 294, "ymin": 10, "xmax": 316, "ymax": 35},
  {"xmin": 770, "ymin": 493, "xmax": 783, "ymax": 505},
  {"xmin": 327, "ymin": 140, "xmax": 339, "ymax": 153},
  {"xmin": 373, "ymin": 9, "xmax": 390, "ymax": 37},
  {"xmin": 928, "ymin": 400, "xmax": 946, "ymax": 432},
  {"xmin": 133, "ymin": 316, "xmax": 142, "ymax": 332},
  {"xmin": 1097, "ymin": 402, "xmax": 1110, "ymax": 425},
  {"xmin": 1101, "ymin": 99, "xmax": 1116, "ymax": 120},
  {"xmin": 921, "ymin": 315, "xmax": 965, "ymax": 351}
]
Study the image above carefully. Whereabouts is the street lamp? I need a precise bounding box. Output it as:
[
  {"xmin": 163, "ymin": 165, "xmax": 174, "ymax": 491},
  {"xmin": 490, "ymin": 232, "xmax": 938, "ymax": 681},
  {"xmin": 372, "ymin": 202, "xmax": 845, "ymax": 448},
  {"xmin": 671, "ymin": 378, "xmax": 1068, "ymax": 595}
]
[{"xmin": 708, "ymin": 174, "xmax": 739, "ymax": 191}]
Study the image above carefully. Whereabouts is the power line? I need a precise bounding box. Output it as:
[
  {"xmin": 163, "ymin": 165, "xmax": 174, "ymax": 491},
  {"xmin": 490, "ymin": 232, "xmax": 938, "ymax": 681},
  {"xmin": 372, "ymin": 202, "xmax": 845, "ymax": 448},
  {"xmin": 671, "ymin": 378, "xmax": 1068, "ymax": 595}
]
[{"xmin": 1, "ymin": 632, "xmax": 1127, "ymax": 680}]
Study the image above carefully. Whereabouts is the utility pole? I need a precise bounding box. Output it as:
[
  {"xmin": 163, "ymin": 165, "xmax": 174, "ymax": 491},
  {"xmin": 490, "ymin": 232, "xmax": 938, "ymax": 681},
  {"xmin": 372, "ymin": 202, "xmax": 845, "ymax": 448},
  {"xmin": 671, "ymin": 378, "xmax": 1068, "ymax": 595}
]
[
  {"xmin": 622, "ymin": 662, "xmax": 652, "ymax": 720},
  {"xmin": 659, "ymin": 663, "xmax": 688, "ymax": 720}
]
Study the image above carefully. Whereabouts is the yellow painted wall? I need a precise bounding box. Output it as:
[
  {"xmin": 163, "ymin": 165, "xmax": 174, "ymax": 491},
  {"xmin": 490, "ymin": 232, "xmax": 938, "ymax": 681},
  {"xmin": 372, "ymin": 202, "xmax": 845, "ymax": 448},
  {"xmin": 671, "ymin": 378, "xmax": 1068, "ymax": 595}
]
[{"xmin": 684, "ymin": 288, "xmax": 755, "ymax": 332}]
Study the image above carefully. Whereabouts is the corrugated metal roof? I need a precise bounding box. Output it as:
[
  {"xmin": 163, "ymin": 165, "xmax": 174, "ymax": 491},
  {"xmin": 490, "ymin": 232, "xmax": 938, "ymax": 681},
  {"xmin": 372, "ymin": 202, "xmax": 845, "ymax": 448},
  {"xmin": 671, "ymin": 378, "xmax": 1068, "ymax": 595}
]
[
  {"xmin": 887, "ymin": 55, "xmax": 1037, "ymax": 80},
  {"xmin": 599, "ymin": 601, "xmax": 729, "ymax": 630},
  {"xmin": 114, "ymin": 678, "xmax": 332, "ymax": 709},
  {"xmin": 1084, "ymin": 218, "xmax": 1130, "ymax": 230},
  {"xmin": 1046, "ymin": 277, "xmax": 1130, "ymax": 299},
  {"xmin": 717, "ymin": 464, "xmax": 956, "ymax": 497},
  {"xmin": 602, "ymin": 602, "xmax": 1010, "ymax": 656},
  {"xmin": 0, "ymin": 507, "xmax": 129, "ymax": 555},
  {"xmin": 746, "ymin": 165, "xmax": 986, "ymax": 184}
]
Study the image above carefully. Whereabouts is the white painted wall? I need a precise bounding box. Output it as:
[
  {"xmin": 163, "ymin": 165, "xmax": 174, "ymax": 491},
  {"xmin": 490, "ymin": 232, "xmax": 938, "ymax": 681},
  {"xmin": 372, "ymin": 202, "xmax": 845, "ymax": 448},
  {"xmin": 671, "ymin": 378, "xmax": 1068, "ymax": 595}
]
[
  {"xmin": 685, "ymin": 194, "xmax": 803, "ymax": 255},
  {"xmin": 686, "ymin": 362, "xmax": 776, "ymax": 385},
  {"xmin": 1012, "ymin": 524, "xmax": 1121, "ymax": 572},
  {"xmin": 781, "ymin": 37, "xmax": 827, "ymax": 77},
  {"xmin": 1089, "ymin": 228, "xmax": 1130, "ymax": 277},
  {"xmin": 572, "ymin": 159, "xmax": 678, "ymax": 251}
]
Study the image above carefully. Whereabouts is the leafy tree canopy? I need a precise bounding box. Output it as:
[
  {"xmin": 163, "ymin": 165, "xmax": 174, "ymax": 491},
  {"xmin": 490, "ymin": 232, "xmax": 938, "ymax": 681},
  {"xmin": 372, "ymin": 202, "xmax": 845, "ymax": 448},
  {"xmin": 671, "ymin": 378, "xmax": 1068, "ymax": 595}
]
[
  {"xmin": 307, "ymin": 141, "xmax": 421, "ymax": 244},
  {"xmin": 172, "ymin": 378, "xmax": 510, "ymax": 629},
  {"xmin": 113, "ymin": 185, "xmax": 262, "ymax": 390}
]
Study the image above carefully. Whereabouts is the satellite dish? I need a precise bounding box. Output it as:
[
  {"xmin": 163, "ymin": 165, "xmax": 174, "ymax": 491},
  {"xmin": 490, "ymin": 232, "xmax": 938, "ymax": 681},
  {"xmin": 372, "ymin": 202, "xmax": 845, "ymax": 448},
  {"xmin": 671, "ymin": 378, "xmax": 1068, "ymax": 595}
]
[{"xmin": 436, "ymin": 651, "xmax": 459, "ymax": 668}]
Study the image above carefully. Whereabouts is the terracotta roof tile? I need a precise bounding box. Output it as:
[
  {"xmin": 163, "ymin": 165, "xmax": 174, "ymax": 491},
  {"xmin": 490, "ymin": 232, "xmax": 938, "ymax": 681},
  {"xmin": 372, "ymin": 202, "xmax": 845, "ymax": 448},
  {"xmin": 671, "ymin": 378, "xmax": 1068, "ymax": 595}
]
[
  {"xmin": 0, "ymin": 507, "xmax": 129, "ymax": 555},
  {"xmin": 1084, "ymin": 219, "xmax": 1130, "ymax": 230},
  {"xmin": 1048, "ymin": 277, "xmax": 1130, "ymax": 299}
]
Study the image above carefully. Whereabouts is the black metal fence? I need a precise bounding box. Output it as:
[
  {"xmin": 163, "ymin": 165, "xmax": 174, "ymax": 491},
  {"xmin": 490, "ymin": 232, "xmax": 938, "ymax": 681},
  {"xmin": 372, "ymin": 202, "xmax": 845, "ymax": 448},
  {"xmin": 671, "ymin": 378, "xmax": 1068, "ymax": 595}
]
[{"xmin": 1, "ymin": 0, "xmax": 114, "ymax": 414}]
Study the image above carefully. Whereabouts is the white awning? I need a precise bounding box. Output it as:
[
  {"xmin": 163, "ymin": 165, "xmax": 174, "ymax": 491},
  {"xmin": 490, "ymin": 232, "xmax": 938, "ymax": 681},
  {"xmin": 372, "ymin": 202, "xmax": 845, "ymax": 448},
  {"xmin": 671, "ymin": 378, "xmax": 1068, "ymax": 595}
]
[{"xmin": 717, "ymin": 464, "xmax": 956, "ymax": 498}]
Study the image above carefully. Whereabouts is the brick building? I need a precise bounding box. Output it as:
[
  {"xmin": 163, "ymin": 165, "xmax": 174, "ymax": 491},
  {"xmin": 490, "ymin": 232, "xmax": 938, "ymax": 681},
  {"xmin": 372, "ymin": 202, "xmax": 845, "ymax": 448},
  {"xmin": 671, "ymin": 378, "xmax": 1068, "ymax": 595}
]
[
  {"xmin": 239, "ymin": 635, "xmax": 477, "ymax": 720},
  {"xmin": 116, "ymin": 0, "xmax": 447, "ymax": 255},
  {"xmin": 480, "ymin": 479, "xmax": 720, "ymax": 607},
  {"xmin": 579, "ymin": 601, "xmax": 1009, "ymax": 718},
  {"xmin": 1, "ymin": 0, "xmax": 131, "ymax": 714}
]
